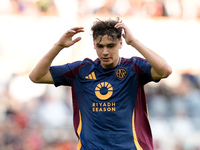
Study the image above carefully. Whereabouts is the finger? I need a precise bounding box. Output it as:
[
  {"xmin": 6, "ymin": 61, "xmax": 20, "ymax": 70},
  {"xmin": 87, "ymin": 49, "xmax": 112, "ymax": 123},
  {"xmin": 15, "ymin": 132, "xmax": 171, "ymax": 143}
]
[
  {"xmin": 66, "ymin": 28, "xmax": 84, "ymax": 37},
  {"xmin": 70, "ymin": 28, "xmax": 84, "ymax": 35},
  {"xmin": 114, "ymin": 23, "xmax": 125, "ymax": 29},
  {"xmin": 71, "ymin": 27, "xmax": 84, "ymax": 32},
  {"xmin": 71, "ymin": 26, "xmax": 84, "ymax": 30},
  {"xmin": 68, "ymin": 29, "xmax": 76, "ymax": 34},
  {"xmin": 76, "ymin": 29, "xmax": 84, "ymax": 33},
  {"xmin": 72, "ymin": 37, "xmax": 82, "ymax": 44}
]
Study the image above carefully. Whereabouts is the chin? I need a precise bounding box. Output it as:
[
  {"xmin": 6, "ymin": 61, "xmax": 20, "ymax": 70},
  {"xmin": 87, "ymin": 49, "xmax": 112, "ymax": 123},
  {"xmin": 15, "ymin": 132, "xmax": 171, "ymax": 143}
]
[
  {"xmin": 102, "ymin": 61, "xmax": 111, "ymax": 65},
  {"xmin": 102, "ymin": 62, "xmax": 114, "ymax": 69}
]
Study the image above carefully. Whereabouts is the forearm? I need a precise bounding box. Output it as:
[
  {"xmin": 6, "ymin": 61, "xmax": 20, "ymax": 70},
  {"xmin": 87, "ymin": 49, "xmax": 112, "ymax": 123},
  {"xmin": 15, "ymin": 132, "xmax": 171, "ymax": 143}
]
[
  {"xmin": 29, "ymin": 27, "xmax": 84, "ymax": 83},
  {"xmin": 29, "ymin": 43, "xmax": 63, "ymax": 83},
  {"xmin": 114, "ymin": 22, "xmax": 171, "ymax": 79},
  {"xmin": 130, "ymin": 39, "xmax": 172, "ymax": 78}
]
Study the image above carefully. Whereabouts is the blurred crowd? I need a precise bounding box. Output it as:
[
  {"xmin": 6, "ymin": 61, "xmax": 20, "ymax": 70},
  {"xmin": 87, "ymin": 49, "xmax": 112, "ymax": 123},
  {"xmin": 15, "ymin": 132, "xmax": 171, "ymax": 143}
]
[
  {"xmin": 146, "ymin": 72, "xmax": 200, "ymax": 150},
  {"xmin": 0, "ymin": 0, "xmax": 200, "ymax": 19},
  {"xmin": 0, "ymin": 0, "xmax": 200, "ymax": 150}
]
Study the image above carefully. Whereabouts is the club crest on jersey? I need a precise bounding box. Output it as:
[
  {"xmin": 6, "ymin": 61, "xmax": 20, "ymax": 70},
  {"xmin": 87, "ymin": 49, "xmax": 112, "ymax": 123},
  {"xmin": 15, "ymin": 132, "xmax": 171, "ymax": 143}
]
[
  {"xmin": 116, "ymin": 68, "xmax": 127, "ymax": 79},
  {"xmin": 95, "ymin": 82, "xmax": 113, "ymax": 100}
]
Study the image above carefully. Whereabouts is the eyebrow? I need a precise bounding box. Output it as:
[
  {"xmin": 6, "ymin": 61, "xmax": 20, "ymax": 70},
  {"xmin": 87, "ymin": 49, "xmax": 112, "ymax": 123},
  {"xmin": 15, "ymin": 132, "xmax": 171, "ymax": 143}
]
[{"xmin": 96, "ymin": 43, "xmax": 116, "ymax": 47}]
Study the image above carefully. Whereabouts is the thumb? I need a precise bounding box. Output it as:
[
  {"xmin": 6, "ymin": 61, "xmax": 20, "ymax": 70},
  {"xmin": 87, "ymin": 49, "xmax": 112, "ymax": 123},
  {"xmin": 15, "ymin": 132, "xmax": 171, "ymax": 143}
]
[
  {"xmin": 122, "ymin": 33, "xmax": 126, "ymax": 39},
  {"xmin": 72, "ymin": 37, "xmax": 82, "ymax": 44}
]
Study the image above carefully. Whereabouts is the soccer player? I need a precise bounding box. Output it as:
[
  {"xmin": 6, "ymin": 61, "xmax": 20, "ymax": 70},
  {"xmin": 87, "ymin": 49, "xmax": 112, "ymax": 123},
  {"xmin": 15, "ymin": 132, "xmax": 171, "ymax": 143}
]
[{"xmin": 29, "ymin": 18, "xmax": 172, "ymax": 150}]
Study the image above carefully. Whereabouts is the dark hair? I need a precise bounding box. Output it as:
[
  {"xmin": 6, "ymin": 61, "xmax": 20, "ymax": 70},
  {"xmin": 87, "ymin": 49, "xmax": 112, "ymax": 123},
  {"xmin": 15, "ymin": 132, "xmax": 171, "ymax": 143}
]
[{"xmin": 91, "ymin": 18, "xmax": 122, "ymax": 42}]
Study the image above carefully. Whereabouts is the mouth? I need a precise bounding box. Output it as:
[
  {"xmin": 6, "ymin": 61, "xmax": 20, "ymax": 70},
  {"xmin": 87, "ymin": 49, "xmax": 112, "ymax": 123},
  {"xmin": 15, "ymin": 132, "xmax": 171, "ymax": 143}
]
[{"xmin": 102, "ymin": 57, "xmax": 110, "ymax": 62}]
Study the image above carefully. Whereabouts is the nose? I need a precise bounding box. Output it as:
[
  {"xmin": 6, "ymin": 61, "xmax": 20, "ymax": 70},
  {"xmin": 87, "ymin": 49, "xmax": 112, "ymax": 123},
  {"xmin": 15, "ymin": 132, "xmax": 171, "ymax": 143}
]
[{"xmin": 102, "ymin": 47, "xmax": 108, "ymax": 55}]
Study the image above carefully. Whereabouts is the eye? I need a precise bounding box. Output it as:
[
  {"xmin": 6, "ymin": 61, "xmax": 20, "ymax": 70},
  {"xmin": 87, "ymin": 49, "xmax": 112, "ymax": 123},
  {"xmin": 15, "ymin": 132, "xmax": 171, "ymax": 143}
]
[
  {"xmin": 107, "ymin": 44, "xmax": 115, "ymax": 48},
  {"xmin": 97, "ymin": 44, "xmax": 103, "ymax": 48}
]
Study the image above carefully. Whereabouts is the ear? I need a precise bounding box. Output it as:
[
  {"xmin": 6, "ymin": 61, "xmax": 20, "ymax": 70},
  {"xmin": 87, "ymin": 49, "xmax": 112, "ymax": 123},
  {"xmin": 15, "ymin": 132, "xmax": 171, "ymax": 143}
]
[{"xmin": 119, "ymin": 38, "xmax": 123, "ymax": 49}]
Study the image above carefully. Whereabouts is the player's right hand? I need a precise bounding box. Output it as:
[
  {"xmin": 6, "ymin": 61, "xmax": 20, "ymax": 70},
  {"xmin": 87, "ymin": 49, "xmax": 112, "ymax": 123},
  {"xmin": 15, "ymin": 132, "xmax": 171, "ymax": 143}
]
[{"xmin": 57, "ymin": 27, "xmax": 84, "ymax": 48}]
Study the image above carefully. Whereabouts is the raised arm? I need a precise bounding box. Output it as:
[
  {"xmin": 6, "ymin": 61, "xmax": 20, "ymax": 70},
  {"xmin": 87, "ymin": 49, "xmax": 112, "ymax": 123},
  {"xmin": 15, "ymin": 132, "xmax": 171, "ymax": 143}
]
[
  {"xmin": 29, "ymin": 27, "xmax": 84, "ymax": 84},
  {"xmin": 115, "ymin": 23, "xmax": 172, "ymax": 80}
]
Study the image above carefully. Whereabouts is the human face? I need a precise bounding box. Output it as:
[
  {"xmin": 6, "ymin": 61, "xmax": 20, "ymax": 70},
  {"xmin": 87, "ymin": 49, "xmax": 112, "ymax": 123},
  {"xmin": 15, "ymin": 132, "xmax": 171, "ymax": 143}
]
[{"xmin": 94, "ymin": 35, "xmax": 122, "ymax": 69}]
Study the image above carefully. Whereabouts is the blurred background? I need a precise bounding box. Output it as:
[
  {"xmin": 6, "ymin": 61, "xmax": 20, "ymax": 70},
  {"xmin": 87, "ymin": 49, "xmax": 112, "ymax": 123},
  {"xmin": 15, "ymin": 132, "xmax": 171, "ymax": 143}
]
[{"xmin": 0, "ymin": 0, "xmax": 200, "ymax": 149}]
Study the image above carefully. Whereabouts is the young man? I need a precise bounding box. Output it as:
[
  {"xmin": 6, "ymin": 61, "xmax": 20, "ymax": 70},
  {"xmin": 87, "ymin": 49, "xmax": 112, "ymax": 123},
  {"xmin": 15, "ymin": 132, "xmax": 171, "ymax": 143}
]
[{"xmin": 29, "ymin": 18, "xmax": 172, "ymax": 150}]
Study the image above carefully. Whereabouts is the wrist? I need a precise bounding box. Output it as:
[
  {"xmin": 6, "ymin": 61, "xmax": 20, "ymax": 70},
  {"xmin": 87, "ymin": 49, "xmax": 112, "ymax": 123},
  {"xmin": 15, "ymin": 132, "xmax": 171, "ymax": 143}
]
[
  {"xmin": 129, "ymin": 38, "xmax": 139, "ymax": 48},
  {"xmin": 54, "ymin": 42, "xmax": 65, "ymax": 50}
]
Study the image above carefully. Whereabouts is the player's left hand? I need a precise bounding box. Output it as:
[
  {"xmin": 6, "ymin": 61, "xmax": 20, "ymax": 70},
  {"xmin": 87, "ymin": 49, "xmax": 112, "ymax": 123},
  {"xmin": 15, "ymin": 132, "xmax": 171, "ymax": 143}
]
[{"xmin": 115, "ymin": 23, "xmax": 136, "ymax": 46}]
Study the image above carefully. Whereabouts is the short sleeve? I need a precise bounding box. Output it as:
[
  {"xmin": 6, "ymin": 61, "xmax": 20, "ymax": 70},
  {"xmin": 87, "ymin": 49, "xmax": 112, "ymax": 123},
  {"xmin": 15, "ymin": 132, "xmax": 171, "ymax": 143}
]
[
  {"xmin": 50, "ymin": 61, "xmax": 82, "ymax": 87},
  {"xmin": 131, "ymin": 57, "xmax": 158, "ymax": 85}
]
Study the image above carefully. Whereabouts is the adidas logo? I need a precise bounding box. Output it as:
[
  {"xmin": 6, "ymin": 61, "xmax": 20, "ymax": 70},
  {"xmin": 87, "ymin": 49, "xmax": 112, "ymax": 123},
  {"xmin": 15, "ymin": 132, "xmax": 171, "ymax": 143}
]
[{"xmin": 85, "ymin": 72, "xmax": 96, "ymax": 80}]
